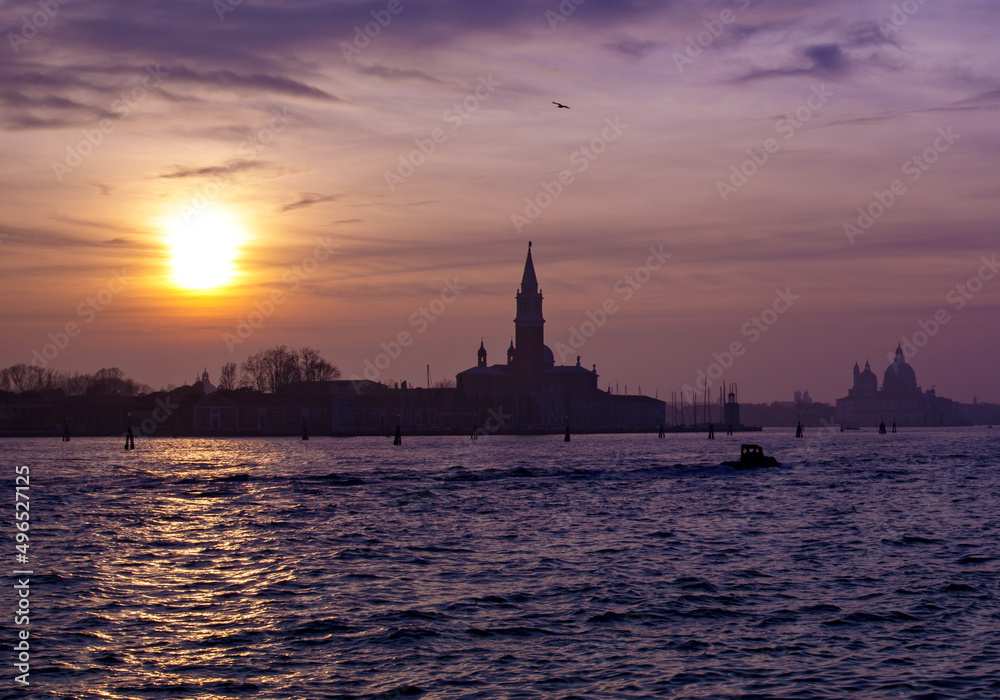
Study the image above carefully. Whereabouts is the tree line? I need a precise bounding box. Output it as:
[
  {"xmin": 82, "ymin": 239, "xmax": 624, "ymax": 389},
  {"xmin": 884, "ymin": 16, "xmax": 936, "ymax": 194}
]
[
  {"xmin": 0, "ymin": 365, "xmax": 150, "ymax": 396},
  {"xmin": 219, "ymin": 346, "xmax": 341, "ymax": 393},
  {"xmin": 0, "ymin": 346, "xmax": 340, "ymax": 397}
]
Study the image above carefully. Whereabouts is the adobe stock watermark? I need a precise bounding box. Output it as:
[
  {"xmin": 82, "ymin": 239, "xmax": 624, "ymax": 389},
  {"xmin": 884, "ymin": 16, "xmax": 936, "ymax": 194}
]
[
  {"xmin": 553, "ymin": 245, "xmax": 671, "ymax": 363},
  {"xmin": 223, "ymin": 235, "xmax": 339, "ymax": 352},
  {"xmin": 672, "ymin": 0, "xmax": 752, "ymax": 73},
  {"xmin": 384, "ymin": 75, "xmax": 501, "ymax": 192},
  {"xmin": 680, "ymin": 288, "xmax": 798, "ymax": 400},
  {"xmin": 472, "ymin": 406, "xmax": 513, "ymax": 438},
  {"xmin": 177, "ymin": 106, "xmax": 292, "ymax": 223},
  {"xmin": 52, "ymin": 66, "xmax": 168, "ymax": 182},
  {"xmin": 340, "ymin": 0, "xmax": 411, "ymax": 62},
  {"xmin": 213, "ymin": 0, "xmax": 240, "ymax": 20},
  {"xmin": 843, "ymin": 126, "xmax": 959, "ymax": 243},
  {"xmin": 7, "ymin": 0, "xmax": 70, "ymax": 53},
  {"xmin": 511, "ymin": 116, "xmax": 626, "ymax": 233},
  {"xmin": 212, "ymin": 0, "xmax": 255, "ymax": 21},
  {"xmin": 545, "ymin": 0, "xmax": 585, "ymax": 31},
  {"xmin": 30, "ymin": 269, "xmax": 132, "ymax": 367},
  {"xmin": 878, "ymin": 0, "xmax": 932, "ymax": 39},
  {"xmin": 717, "ymin": 84, "xmax": 832, "ymax": 201},
  {"xmin": 349, "ymin": 279, "xmax": 467, "ymax": 390},
  {"xmin": 132, "ymin": 397, "xmax": 180, "ymax": 437},
  {"xmin": 890, "ymin": 253, "xmax": 997, "ymax": 365}
]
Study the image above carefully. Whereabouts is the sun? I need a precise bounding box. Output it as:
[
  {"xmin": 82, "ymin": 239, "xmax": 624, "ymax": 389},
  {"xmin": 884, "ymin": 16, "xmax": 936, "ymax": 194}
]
[{"xmin": 166, "ymin": 208, "xmax": 245, "ymax": 291}]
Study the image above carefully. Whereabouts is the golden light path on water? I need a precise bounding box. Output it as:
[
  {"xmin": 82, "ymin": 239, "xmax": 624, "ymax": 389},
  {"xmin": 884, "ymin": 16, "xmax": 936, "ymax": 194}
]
[{"xmin": 17, "ymin": 431, "xmax": 1000, "ymax": 698}]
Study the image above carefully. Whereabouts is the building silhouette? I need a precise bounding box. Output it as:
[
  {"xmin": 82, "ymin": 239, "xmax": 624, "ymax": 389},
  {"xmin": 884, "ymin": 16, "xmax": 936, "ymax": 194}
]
[
  {"xmin": 7, "ymin": 331, "xmax": 1000, "ymax": 437},
  {"xmin": 197, "ymin": 368, "xmax": 217, "ymax": 395},
  {"xmin": 835, "ymin": 344, "xmax": 963, "ymax": 427},
  {"xmin": 191, "ymin": 246, "xmax": 665, "ymax": 435},
  {"xmin": 0, "ymin": 246, "xmax": 678, "ymax": 436},
  {"xmin": 456, "ymin": 243, "xmax": 665, "ymax": 430}
]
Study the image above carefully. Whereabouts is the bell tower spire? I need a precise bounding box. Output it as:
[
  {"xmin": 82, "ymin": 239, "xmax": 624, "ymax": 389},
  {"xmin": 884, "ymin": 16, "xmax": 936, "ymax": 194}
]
[
  {"xmin": 520, "ymin": 240, "xmax": 538, "ymax": 294},
  {"xmin": 514, "ymin": 241, "xmax": 545, "ymax": 387}
]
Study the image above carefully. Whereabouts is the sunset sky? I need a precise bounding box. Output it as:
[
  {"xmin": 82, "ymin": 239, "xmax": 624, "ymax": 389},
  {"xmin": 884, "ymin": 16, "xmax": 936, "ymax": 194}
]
[{"xmin": 1, "ymin": 0, "xmax": 997, "ymax": 403}]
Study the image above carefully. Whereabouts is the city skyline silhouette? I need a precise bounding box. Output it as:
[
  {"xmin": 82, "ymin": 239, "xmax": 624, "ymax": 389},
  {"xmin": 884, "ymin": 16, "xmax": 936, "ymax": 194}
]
[{"xmin": 1, "ymin": 1, "xmax": 998, "ymax": 405}]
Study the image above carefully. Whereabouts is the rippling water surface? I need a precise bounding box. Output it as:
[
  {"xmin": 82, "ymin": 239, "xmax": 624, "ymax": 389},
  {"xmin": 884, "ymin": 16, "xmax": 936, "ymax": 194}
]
[{"xmin": 5, "ymin": 429, "xmax": 1000, "ymax": 699}]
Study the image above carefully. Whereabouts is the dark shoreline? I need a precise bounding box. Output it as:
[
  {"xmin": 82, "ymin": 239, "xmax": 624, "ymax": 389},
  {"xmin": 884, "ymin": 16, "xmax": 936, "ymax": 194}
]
[{"xmin": 0, "ymin": 425, "xmax": 766, "ymax": 439}]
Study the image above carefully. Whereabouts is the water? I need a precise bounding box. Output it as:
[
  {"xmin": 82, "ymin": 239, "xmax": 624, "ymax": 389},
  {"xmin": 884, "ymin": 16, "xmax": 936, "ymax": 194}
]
[{"xmin": 4, "ymin": 429, "xmax": 999, "ymax": 699}]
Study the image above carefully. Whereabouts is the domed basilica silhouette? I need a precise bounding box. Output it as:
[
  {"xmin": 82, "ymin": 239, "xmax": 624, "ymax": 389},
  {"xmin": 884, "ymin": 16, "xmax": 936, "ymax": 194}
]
[{"xmin": 835, "ymin": 344, "xmax": 962, "ymax": 427}]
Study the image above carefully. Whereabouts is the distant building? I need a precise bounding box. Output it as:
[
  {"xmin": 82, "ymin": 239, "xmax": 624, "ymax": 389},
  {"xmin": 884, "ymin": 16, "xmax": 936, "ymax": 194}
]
[
  {"xmin": 193, "ymin": 381, "xmax": 473, "ymax": 435},
  {"xmin": 456, "ymin": 243, "xmax": 665, "ymax": 430},
  {"xmin": 737, "ymin": 401, "xmax": 835, "ymax": 428},
  {"xmin": 197, "ymin": 368, "xmax": 216, "ymax": 395},
  {"xmin": 835, "ymin": 345, "xmax": 964, "ymax": 427}
]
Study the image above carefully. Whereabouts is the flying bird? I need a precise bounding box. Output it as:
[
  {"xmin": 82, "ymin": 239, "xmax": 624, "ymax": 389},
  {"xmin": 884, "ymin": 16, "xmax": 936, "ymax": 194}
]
[{"xmin": 552, "ymin": 101, "xmax": 570, "ymax": 109}]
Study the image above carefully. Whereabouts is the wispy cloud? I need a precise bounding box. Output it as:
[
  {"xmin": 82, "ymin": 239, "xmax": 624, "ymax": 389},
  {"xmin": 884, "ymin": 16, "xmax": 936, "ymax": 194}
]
[
  {"xmin": 734, "ymin": 43, "xmax": 850, "ymax": 82},
  {"xmin": 158, "ymin": 160, "xmax": 271, "ymax": 180},
  {"xmin": 604, "ymin": 38, "xmax": 665, "ymax": 59},
  {"xmin": 352, "ymin": 63, "xmax": 443, "ymax": 84},
  {"xmin": 162, "ymin": 66, "xmax": 340, "ymax": 102},
  {"xmin": 280, "ymin": 193, "xmax": 338, "ymax": 213}
]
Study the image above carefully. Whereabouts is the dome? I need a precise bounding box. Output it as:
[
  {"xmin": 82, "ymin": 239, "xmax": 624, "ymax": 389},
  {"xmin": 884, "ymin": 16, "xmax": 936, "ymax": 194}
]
[
  {"xmin": 199, "ymin": 367, "xmax": 217, "ymax": 395},
  {"xmin": 542, "ymin": 344, "xmax": 555, "ymax": 368},
  {"xmin": 882, "ymin": 344, "xmax": 917, "ymax": 396},
  {"xmin": 883, "ymin": 360, "xmax": 917, "ymax": 392}
]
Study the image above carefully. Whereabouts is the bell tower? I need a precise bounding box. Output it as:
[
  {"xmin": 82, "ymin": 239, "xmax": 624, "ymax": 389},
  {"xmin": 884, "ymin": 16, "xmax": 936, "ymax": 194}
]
[{"xmin": 514, "ymin": 241, "xmax": 545, "ymax": 387}]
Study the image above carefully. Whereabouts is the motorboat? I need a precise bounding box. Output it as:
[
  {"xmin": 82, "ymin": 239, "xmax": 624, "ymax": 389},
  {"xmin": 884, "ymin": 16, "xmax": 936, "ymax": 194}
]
[{"xmin": 721, "ymin": 443, "xmax": 780, "ymax": 469}]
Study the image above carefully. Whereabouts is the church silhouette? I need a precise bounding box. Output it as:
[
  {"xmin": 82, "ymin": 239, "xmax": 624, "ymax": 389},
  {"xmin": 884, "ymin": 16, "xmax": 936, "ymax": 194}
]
[
  {"xmin": 186, "ymin": 244, "xmax": 665, "ymax": 435},
  {"xmin": 835, "ymin": 344, "xmax": 963, "ymax": 427},
  {"xmin": 456, "ymin": 243, "xmax": 665, "ymax": 431}
]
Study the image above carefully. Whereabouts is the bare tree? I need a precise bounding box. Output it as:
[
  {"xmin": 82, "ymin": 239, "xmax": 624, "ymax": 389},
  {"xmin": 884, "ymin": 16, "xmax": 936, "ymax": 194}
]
[
  {"xmin": 218, "ymin": 362, "xmax": 238, "ymax": 390},
  {"xmin": 0, "ymin": 364, "xmax": 56, "ymax": 393},
  {"xmin": 89, "ymin": 368, "xmax": 149, "ymax": 396},
  {"xmin": 263, "ymin": 346, "xmax": 300, "ymax": 392},
  {"xmin": 91, "ymin": 367, "xmax": 127, "ymax": 394},
  {"xmin": 0, "ymin": 365, "xmax": 150, "ymax": 396},
  {"xmin": 1, "ymin": 365, "xmax": 33, "ymax": 393},
  {"xmin": 240, "ymin": 352, "xmax": 269, "ymax": 392},
  {"xmin": 234, "ymin": 347, "xmax": 342, "ymax": 393},
  {"xmin": 298, "ymin": 347, "xmax": 341, "ymax": 382},
  {"xmin": 239, "ymin": 346, "xmax": 301, "ymax": 393},
  {"xmin": 63, "ymin": 372, "xmax": 93, "ymax": 396}
]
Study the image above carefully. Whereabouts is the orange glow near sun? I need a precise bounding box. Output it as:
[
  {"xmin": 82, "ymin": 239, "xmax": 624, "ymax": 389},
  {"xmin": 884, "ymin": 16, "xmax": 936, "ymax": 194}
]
[{"xmin": 166, "ymin": 208, "xmax": 245, "ymax": 291}]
